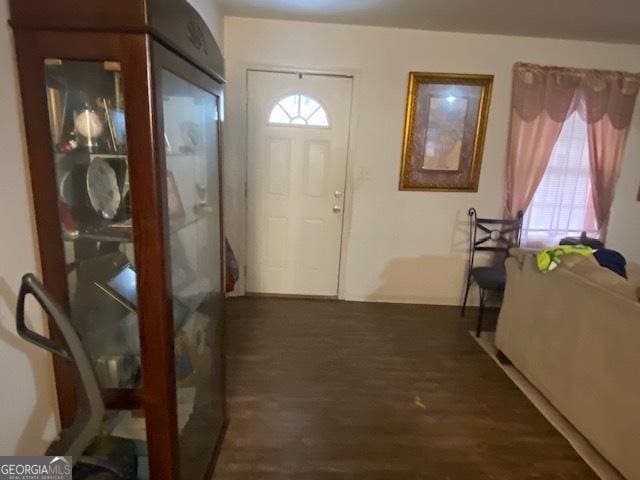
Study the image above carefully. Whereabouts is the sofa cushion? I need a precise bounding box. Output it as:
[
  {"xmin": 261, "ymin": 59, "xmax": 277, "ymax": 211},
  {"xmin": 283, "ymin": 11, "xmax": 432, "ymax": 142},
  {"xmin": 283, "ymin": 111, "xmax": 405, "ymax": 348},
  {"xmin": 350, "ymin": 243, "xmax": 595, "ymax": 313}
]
[
  {"xmin": 562, "ymin": 254, "xmax": 638, "ymax": 301},
  {"xmin": 559, "ymin": 252, "xmax": 595, "ymax": 269}
]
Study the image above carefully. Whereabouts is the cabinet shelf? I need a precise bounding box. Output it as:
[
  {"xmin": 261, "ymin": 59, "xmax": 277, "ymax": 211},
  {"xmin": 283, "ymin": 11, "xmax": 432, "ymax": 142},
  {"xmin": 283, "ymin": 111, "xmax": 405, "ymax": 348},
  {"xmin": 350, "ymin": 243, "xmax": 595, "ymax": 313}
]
[
  {"xmin": 56, "ymin": 152, "xmax": 127, "ymax": 161},
  {"xmin": 64, "ymin": 227, "xmax": 133, "ymax": 243},
  {"xmin": 62, "ymin": 210, "xmax": 213, "ymax": 243}
]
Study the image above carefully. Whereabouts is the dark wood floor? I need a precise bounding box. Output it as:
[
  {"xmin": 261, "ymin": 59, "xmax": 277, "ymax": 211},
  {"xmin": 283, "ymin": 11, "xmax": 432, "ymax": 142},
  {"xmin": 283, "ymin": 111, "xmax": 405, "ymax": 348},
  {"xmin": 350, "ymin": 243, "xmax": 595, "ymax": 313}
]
[{"xmin": 214, "ymin": 298, "xmax": 598, "ymax": 479}]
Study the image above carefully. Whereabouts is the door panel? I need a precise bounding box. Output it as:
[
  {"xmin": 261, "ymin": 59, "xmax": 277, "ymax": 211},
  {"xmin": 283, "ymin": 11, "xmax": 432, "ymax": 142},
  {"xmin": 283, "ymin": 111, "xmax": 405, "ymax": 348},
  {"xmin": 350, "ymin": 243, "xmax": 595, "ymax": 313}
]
[
  {"xmin": 247, "ymin": 71, "xmax": 353, "ymax": 296},
  {"xmin": 267, "ymin": 139, "xmax": 291, "ymax": 196},
  {"xmin": 306, "ymin": 141, "xmax": 329, "ymax": 197}
]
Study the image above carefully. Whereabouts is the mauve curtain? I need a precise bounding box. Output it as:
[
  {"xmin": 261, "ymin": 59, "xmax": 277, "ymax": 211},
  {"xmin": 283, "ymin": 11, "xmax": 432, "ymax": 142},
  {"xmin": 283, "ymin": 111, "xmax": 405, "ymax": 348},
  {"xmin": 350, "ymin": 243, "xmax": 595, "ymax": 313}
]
[
  {"xmin": 505, "ymin": 64, "xmax": 580, "ymax": 218},
  {"xmin": 506, "ymin": 62, "xmax": 640, "ymax": 240},
  {"xmin": 583, "ymin": 74, "xmax": 640, "ymax": 237}
]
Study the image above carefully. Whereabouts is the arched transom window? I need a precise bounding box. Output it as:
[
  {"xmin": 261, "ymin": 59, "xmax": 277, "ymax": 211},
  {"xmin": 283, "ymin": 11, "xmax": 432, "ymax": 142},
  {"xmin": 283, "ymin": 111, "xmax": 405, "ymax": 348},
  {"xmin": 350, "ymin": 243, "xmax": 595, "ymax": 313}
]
[{"xmin": 268, "ymin": 94, "xmax": 329, "ymax": 127}]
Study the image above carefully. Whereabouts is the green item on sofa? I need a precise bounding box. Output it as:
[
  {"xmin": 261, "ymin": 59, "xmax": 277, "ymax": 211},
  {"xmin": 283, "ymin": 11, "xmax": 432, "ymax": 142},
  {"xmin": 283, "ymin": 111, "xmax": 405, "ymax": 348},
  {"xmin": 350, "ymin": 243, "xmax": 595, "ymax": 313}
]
[{"xmin": 536, "ymin": 245, "xmax": 593, "ymax": 273}]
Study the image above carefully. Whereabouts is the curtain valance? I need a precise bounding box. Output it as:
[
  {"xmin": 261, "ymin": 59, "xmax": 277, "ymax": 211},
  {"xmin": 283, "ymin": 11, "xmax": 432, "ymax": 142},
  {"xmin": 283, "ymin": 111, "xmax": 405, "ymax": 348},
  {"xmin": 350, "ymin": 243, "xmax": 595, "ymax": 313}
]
[{"xmin": 512, "ymin": 62, "xmax": 640, "ymax": 128}]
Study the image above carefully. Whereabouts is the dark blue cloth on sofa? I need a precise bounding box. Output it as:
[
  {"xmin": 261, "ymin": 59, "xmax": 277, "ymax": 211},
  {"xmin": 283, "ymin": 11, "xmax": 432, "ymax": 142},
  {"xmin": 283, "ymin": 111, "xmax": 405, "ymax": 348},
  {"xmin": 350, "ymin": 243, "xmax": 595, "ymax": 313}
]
[{"xmin": 594, "ymin": 249, "xmax": 627, "ymax": 278}]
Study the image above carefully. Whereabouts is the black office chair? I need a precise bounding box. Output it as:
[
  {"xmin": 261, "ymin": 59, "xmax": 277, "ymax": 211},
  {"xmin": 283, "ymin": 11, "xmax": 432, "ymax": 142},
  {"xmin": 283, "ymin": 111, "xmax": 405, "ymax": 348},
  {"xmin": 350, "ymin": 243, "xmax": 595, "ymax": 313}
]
[
  {"xmin": 461, "ymin": 208, "xmax": 523, "ymax": 337},
  {"xmin": 16, "ymin": 274, "xmax": 137, "ymax": 479}
]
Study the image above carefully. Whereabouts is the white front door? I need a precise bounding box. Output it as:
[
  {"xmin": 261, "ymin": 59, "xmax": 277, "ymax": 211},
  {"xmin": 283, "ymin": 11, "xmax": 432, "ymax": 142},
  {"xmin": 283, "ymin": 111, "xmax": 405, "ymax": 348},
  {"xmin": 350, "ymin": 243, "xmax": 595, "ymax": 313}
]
[{"xmin": 247, "ymin": 70, "xmax": 353, "ymax": 296}]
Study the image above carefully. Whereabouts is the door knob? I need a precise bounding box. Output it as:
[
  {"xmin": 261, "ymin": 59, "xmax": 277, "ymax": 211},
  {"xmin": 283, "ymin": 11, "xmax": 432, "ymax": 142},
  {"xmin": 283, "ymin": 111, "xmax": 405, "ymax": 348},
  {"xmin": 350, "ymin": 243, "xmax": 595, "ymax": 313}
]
[
  {"xmin": 333, "ymin": 205, "xmax": 342, "ymax": 213},
  {"xmin": 334, "ymin": 190, "xmax": 343, "ymax": 198}
]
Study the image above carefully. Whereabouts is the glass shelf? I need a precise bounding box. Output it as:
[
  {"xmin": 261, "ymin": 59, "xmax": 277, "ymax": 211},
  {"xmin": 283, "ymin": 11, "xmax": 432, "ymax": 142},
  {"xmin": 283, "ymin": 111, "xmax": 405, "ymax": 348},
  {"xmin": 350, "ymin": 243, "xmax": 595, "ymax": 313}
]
[
  {"xmin": 55, "ymin": 151, "xmax": 128, "ymax": 161},
  {"xmin": 64, "ymin": 226, "xmax": 133, "ymax": 243},
  {"xmin": 62, "ymin": 210, "xmax": 213, "ymax": 244}
]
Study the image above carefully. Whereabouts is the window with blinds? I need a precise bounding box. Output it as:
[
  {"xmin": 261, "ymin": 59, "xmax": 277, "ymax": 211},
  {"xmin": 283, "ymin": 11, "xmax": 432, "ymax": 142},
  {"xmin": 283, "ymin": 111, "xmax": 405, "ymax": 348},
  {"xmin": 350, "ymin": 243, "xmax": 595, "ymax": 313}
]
[{"xmin": 521, "ymin": 112, "xmax": 598, "ymax": 247}]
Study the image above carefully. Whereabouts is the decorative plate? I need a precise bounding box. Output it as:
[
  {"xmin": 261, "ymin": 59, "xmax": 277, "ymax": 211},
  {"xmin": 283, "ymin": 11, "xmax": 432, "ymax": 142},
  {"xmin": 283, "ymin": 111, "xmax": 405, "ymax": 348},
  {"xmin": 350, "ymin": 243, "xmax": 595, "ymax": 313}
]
[
  {"xmin": 86, "ymin": 157, "xmax": 121, "ymax": 219},
  {"xmin": 58, "ymin": 170, "xmax": 73, "ymax": 203}
]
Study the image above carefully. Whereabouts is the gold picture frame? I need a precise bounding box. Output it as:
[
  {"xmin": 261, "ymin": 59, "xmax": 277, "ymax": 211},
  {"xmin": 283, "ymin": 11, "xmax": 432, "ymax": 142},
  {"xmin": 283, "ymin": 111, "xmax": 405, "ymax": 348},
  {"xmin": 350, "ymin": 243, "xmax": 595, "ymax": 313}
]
[{"xmin": 399, "ymin": 72, "xmax": 493, "ymax": 191}]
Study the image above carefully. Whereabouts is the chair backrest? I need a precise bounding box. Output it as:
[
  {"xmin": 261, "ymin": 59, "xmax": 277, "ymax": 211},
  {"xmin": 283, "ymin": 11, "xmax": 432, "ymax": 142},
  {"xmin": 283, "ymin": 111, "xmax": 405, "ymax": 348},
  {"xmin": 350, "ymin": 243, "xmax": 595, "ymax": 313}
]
[
  {"xmin": 16, "ymin": 274, "xmax": 105, "ymax": 463},
  {"xmin": 467, "ymin": 208, "xmax": 523, "ymax": 271}
]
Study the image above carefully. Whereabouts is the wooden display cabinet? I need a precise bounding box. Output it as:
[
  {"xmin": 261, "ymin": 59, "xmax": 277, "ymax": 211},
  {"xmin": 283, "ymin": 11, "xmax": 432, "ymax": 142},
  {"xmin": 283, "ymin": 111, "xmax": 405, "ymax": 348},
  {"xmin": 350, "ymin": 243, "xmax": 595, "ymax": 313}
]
[{"xmin": 9, "ymin": 1, "xmax": 227, "ymax": 478}]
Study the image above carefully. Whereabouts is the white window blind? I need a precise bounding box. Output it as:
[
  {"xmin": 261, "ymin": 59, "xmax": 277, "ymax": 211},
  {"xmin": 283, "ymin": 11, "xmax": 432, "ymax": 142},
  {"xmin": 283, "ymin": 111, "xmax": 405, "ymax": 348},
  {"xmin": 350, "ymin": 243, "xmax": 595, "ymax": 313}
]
[{"xmin": 521, "ymin": 113, "xmax": 598, "ymax": 247}]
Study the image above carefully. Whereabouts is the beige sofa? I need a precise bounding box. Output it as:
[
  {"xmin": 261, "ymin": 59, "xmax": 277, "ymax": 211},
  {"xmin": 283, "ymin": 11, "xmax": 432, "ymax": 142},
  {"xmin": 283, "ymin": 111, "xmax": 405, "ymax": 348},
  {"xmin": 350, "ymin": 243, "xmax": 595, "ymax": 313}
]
[{"xmin": 495, "ymin": 250, "xmax": 640, "ymax": 480}]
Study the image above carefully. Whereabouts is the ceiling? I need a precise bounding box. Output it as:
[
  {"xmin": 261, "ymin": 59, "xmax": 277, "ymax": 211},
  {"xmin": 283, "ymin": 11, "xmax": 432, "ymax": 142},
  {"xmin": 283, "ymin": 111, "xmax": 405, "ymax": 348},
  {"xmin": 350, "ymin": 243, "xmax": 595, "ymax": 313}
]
[{"xmin": 219, "ymin": 0, "xmax": 640, "ymax": 44}]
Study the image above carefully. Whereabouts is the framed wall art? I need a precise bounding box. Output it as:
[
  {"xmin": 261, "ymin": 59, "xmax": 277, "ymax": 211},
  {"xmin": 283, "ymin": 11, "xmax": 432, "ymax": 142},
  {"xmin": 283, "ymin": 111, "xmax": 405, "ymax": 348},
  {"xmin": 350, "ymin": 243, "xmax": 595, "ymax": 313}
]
[{"xmin": 399, "ymin": 72, "xmax": 493, "ymax": 191}]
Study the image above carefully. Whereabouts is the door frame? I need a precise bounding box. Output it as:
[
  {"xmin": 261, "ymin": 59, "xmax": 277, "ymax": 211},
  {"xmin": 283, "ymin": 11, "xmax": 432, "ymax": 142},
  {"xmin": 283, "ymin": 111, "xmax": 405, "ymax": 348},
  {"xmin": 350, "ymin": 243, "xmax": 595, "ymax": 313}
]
[{"xmin": 243, "ymin": 64, "xmax": 360, "ymax": 299}]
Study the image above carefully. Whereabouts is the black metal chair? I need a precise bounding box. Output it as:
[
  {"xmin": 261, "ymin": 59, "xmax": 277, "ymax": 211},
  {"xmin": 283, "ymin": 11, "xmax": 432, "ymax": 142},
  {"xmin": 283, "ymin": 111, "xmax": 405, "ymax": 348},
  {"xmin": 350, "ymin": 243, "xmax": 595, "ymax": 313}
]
[{"xmin": 461, "ymin": 208, "xmax": 523, "ymax": 337}]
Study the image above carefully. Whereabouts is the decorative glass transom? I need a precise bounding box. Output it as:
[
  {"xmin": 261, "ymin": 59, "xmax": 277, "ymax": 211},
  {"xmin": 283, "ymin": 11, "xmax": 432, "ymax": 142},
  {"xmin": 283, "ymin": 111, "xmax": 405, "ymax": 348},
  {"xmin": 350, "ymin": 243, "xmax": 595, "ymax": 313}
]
[{"xmin": 268, "ymin": 94, "xmax": 329, "ymax": 127}]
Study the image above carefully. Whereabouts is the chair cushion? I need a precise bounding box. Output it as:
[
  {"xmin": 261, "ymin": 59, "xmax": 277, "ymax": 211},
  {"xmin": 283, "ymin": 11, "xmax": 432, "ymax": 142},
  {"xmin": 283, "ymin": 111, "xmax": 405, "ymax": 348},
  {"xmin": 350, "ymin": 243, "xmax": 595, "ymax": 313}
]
[{"xmin": 471, "ymin": 266, "xmax": 506, "ymax": 290}]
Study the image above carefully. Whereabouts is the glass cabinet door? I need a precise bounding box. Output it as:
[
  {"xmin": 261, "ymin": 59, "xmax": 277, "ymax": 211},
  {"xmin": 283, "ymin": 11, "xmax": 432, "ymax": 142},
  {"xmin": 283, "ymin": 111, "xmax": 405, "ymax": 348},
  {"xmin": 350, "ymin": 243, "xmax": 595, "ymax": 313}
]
[
  {"xmin": 44, "ymin": 58, "xmax": 150, "ymax": 479},
  {"xmin": 160, "ymin": 69, "xmax": 225, "ymax": 480},
  {"xmin": 44, "ymin": 59, "xmax": 141, "ymax": 390}
]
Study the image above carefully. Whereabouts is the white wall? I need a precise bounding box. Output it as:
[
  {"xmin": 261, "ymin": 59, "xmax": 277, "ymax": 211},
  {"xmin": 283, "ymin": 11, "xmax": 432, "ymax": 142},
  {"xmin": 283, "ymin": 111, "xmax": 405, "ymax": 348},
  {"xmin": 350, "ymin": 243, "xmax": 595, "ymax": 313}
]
[
  {"xmin": 188, "ymin": 0, "xmax": 225, "ymax": 49},
  {"xmin": 222, "ymin": 16, "xmax": 640, "ymax": 304},
  {"xmin": 0, "ymin": 1, "xmax": 58, "ymax": 455},
  {"xmin": 0, "ymin": 0, "xmax": 224, "ymax": 456}
]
